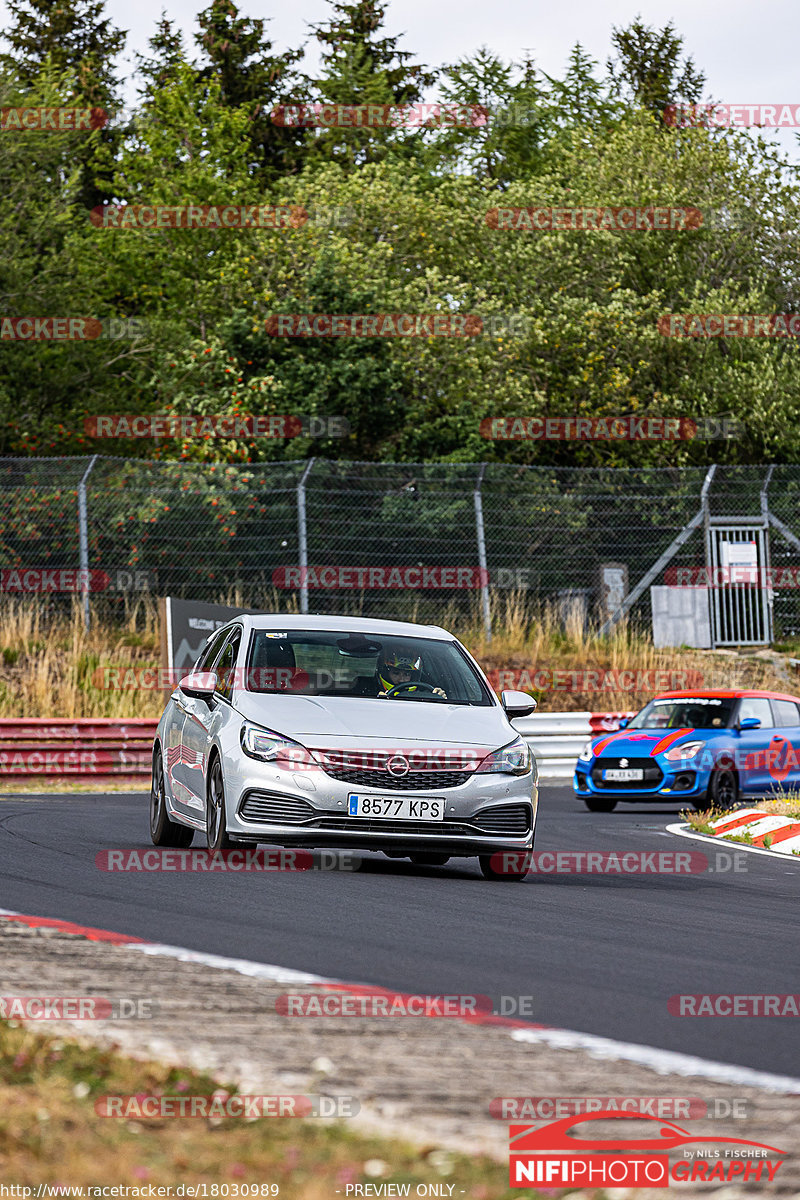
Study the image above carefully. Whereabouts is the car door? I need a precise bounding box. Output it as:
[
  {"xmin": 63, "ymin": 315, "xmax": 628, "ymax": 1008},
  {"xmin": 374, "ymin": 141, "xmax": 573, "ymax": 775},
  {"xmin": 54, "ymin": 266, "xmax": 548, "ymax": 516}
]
[
  {"xmin": 768, "ymin": 698, "xmax": 800, "ymax": 791},
  {"xmin": 171, "ymin": 625, "xmax": 231, "ymax": 811},
  {"xmin": 181, "ymin": 625, "xmax": 242, "ymax": 809},
  {"xmin": 734, "ymin": 697, "xmax": 776, "ymax": 795}
]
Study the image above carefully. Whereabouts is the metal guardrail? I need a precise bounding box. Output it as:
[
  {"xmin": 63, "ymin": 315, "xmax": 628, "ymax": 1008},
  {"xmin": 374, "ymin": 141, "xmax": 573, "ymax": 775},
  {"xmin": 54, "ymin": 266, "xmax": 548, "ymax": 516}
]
[
  {"xmin": 514, "ymin": 711, "xmax": 634, "ymax": 779},
  {"xmin": 0, "ymin": 719, "xmax": 156, "ymax": 784},
  {"xmin": 0, "ymin": 713, "xmax": 632, "ymax": 787}
]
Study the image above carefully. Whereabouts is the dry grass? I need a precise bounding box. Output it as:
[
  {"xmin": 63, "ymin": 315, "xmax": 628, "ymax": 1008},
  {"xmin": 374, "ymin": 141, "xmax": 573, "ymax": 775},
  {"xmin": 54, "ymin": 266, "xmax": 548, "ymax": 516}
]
[
  {"xmin": 0, "ymin": 1019, "xmax": 518, "ymax": 1194},
  {"xmin": 0, "ymin": 597, "xmax": 163, "ymax": 719},
  {"xmin": 456, "ymin": 590, "xmax": 794, "ymax": 712},
  {"xmin": 0, "ymin": 591, "xmax": 797, "ymax": 720}
]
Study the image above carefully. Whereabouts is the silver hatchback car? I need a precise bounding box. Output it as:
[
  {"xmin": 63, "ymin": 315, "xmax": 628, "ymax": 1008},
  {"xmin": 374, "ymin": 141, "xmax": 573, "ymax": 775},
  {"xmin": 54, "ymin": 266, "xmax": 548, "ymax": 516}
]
[{"xmin": 151, "ymin": 615, "xmax": 537, "ymax": 879}]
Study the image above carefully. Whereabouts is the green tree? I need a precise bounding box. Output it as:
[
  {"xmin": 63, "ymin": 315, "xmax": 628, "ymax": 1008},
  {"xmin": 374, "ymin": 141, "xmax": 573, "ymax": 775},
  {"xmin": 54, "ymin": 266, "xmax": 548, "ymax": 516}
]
[
  {"xmin": 194, "ymin": 0, "xmax": 309, "ymax": 181},
  {"xmin": 0, "ymin": 0, "xmax": 126, "ymax": 207},
  {"xmin": 307, "ymin": 0, "xmax": 435, "ymax": 168},
  {"xmin": 607, "ymin": 18, "xmax": 705, "ymax": 123}
]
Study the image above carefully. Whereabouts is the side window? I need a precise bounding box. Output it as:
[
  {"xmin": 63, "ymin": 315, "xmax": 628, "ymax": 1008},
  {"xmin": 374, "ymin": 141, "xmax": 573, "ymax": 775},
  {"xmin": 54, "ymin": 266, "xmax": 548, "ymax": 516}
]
[
  {"xmin": 773, "ymin": 699, "xmax": 800, "ymax": 727},
  {"xmin": 737, "ymin": 697, "xmax": 774, "ymax": 728},
  {"xmin": 195, "ymin": 626, "xmax": 231, "ymax": 672},
  {"xmin": 215, "ymin": 629, "xmax": 242, "ymax": 700}
]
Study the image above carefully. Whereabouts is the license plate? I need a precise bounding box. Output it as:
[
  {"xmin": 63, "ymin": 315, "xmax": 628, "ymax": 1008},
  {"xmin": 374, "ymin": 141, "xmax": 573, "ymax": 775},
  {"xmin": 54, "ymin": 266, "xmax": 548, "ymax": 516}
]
[
  {"xmin": 603, "ymin": 768, "xmax": 643, "ymax": 781},
  {"xmin": 347, "ymin": 793, "xmax": 446, "ymax": 820}
]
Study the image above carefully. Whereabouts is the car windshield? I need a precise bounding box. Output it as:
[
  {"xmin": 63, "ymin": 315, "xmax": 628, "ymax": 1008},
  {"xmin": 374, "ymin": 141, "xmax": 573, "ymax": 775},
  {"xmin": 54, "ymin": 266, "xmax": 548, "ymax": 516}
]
[
  {"xmin": 627, "ymin": 696, "xmax": 735, "ymax": 730},
  {"xmin": 245, "ymin": 630, "xmax": 491, "ymax": 705}
]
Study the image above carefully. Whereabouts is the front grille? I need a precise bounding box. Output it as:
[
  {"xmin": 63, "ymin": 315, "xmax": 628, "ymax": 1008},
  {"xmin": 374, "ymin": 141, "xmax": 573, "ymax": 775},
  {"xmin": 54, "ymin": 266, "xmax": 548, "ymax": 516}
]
[
  {"xmin": 320, "ymin": 765, "xmax": 472, "ymax": 791},
  {"xmin": 591, "ymin": 756, "xmax": 663, "ymax": 790},
  {"xmin": 471, "ymin": 803, "xmax": 532, "ymax": 834},
  {"xmin": 240, "ymin": 791, "xmax": 316, "ymax": 824}
]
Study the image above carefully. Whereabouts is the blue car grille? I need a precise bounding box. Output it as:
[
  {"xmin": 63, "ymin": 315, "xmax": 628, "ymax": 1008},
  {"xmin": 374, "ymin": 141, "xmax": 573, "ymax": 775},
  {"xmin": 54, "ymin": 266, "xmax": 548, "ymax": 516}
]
[{"xmin": 590, "ymin": 756, "xmax": 664, "ymax": 789}]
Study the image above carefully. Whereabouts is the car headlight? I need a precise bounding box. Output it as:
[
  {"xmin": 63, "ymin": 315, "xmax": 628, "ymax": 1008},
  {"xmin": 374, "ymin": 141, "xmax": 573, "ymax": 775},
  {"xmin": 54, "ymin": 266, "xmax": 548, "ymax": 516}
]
[
  {"xmin": 577, "ymin": 740, "xmax": 594, "ymax": 762},
  {"xmin": 477, "ymin": 735, "xmax": 531, "ymax": 775},
  {"xmin": 664, "ymin": 740, "xmax": 705, "ymax": 763},
  {"xmin": 240, "ymin": 722, "xmax": 312, "ymax": 767}
]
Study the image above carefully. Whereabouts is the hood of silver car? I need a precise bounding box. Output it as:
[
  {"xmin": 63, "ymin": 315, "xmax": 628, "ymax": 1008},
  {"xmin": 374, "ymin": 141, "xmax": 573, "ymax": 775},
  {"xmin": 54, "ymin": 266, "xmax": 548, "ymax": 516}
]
[{"xmin": 233, "ymin": 692, "xmax": 513, "ymax": 748}]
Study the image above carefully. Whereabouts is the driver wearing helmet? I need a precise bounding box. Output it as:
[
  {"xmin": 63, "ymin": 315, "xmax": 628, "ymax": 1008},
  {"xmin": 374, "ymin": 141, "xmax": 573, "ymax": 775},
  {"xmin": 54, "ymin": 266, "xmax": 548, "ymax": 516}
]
[{"xmin": 358, "ymin": 648, "xmax": 447, "ymax": 699}]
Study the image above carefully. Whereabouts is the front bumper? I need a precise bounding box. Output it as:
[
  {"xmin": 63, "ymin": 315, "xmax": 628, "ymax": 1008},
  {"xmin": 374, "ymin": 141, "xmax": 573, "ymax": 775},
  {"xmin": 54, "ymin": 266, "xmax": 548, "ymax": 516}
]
[
  {"xmin": 226, "ymin": 761, "xmax": 537, "ymax": 856},
  {"xmin": 573, "ymin": 758, "xmax": 708, "ymax": 803}
]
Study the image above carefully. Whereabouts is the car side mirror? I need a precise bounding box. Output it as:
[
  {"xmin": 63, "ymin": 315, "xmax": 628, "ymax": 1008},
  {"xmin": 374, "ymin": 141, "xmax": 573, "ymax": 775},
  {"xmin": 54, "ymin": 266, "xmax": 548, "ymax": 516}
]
[
  {"xmin": 179, "ymin": 670, "xmax": 217, "ymax": 700},
  {"xmin": 501, "ymin": 689, "xmax": 537, "ymax": 719},
  {"xmin": 618, "ymin": 717, "xmax": 630, "ymax": 729},
  {"xmin": 738, "ymin": 716, "xmax": 761, "ymax": 730}
]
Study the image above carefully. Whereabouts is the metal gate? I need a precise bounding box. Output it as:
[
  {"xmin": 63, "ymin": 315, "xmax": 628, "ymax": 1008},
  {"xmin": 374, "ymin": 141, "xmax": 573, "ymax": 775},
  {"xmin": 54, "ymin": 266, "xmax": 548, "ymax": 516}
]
[{"xmin": 705, "ymin": 522, "xmax": 773, "ymax": 646}]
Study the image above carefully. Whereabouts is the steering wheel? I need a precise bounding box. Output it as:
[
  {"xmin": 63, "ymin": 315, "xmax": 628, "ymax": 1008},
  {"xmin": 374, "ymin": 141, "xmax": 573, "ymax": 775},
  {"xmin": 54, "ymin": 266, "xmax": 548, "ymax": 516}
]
[{"xmin": 383, "ymin": 681, "xmax": 438, "ymax": 697}]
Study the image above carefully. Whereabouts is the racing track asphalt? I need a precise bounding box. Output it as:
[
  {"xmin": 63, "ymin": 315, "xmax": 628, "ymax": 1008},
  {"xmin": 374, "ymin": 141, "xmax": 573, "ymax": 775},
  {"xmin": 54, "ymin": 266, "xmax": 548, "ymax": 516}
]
[{"xmin": 0, "ymin": 782, "xmax": 798, "ymax": 1078}]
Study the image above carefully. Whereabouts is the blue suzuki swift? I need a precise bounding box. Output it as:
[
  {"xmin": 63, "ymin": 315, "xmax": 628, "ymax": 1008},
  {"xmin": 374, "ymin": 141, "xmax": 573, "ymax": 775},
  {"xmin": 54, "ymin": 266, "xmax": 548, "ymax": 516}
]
[{"xmin": 573, "ymin": 690, "xmax": 800, "ymax": 811}]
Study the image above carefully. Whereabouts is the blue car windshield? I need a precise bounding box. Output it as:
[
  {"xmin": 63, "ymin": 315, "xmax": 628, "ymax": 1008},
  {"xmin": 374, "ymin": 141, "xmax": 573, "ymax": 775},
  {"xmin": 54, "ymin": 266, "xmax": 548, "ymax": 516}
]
[{"xmin": 628, "ymin": 697, "xmax": 735, "ymax": 730}]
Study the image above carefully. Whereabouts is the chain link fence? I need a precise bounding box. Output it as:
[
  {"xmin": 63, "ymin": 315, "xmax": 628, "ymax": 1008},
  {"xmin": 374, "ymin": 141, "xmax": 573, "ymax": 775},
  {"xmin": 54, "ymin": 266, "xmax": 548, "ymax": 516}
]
[{"xmin": 1, "ymin": 456, "xmax": 800, "ymax": 639}]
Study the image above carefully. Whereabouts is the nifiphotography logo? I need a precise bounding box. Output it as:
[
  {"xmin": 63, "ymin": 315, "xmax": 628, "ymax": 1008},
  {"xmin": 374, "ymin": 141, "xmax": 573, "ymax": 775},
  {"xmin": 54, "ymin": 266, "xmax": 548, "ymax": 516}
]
[{"xmin": 508, "ymin": 1111, "xmax": 786, "ymax": 1187}]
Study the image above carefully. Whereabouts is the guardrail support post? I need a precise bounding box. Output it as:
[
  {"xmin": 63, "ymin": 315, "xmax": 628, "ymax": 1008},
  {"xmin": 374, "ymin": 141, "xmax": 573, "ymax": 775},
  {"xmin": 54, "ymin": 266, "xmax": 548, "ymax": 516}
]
[
  {"xmin": 297, "ymin": 458, "xmax": 315, "ymax": 615},
  {"xmin": 474, "ymin": 465, "xmax": 492, "ymax": 643},
  {"xmin": 78, "ymin": 455, "xmax": 99, "ymax": 633}
]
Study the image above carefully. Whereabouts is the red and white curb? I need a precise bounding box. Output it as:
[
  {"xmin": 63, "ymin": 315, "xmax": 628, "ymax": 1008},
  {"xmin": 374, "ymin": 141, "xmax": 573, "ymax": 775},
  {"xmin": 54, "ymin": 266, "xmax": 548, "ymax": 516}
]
[
  {"xmin": 1, "ymin": 906, "xmax": 800, "ymax": 1094},
  {"xmin": 668, "ymin": 809, "xmax": 800, "ymax": 861}
]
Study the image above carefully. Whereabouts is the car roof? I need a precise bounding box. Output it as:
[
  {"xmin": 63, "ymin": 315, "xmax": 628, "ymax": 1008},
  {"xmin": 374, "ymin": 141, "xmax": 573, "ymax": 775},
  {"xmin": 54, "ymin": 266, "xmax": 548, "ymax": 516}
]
[
  {"xmin": 219, "ymin": 612, "xmax": 455, "ymax": 641},
  {"xmin": 655, "ymin": 690, "xmax": 800, "ymax": 703}
]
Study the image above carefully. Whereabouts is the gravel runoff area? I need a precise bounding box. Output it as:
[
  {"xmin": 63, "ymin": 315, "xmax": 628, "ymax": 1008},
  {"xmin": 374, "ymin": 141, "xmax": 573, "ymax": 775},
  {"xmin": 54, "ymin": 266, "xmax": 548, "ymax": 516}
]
[{"xmin": 1, "ymin": 919, "xmax": 799, "ymax": 1195}]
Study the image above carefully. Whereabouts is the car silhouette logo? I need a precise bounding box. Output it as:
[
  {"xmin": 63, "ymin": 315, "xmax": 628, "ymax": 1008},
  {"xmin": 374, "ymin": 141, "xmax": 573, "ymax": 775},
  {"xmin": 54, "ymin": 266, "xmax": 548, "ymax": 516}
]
[
  {"xmin": 387, "ymin": 755, "xmax": 410, "ymax": 777},
  {"xmin": 510, "ymin": 1111, "xmax": 785, "ymax": 1155},
  {"xmin": 619, "ymin": 758, "xmax": 628, "ymax": 768}
]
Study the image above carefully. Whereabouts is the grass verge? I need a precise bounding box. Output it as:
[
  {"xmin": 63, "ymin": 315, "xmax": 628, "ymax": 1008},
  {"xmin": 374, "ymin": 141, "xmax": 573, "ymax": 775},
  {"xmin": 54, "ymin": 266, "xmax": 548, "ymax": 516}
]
[{"xmin": 0, "ymin": 1019, "xmax": 521, "ymax": 1196}]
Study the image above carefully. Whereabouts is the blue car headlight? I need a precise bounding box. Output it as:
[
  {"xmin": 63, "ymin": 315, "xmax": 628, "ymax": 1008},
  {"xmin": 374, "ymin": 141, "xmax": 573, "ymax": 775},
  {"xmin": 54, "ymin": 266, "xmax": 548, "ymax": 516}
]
[
  {"xmin": 663, "ymin": 740, "xmax": 705, "ymax": 764},
  {"xmin": 577, "ymin": 741, "xmax": 593, "ymax": 763}
]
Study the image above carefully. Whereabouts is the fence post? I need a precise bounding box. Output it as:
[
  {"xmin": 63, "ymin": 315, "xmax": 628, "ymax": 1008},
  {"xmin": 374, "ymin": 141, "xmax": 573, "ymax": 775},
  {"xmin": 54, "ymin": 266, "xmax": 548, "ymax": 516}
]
[
  {"xmin": 297, "ymin": 458, "xmax": 315, "ymax": 615},
  {"xmin": 474, "ymin": 464, "xmax": 492, "ymax": 643},
  {"xmin": 78, "ymin": 454, "xmax": 99, "ymax": 633}
]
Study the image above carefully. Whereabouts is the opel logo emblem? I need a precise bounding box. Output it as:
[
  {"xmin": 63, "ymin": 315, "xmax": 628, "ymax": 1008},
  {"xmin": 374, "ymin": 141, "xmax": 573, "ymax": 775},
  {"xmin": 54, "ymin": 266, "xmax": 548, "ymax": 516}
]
[
  {"xmin": 387, "ymin": 754, "xmax": 410, "ymax": 777},
  {"xmin": 619, "ymin": 758, "xmax": 628, "ymax": 768}
]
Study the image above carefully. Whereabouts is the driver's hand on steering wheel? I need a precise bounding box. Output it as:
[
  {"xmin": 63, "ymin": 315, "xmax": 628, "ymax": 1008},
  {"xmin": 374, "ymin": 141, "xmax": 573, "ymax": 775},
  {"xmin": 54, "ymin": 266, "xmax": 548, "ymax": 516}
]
[{"xmin": 432, "ymin": 687, "xmax": 447, "ymax": 698}]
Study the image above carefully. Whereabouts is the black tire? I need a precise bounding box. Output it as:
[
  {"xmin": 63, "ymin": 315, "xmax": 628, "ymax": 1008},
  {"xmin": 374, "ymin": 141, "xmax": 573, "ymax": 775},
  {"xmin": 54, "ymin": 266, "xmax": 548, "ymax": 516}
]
[
  {"xmin": 583, "ymin": 794, "xmax": 618, "ymax": 812},
  {"xmin": 206, "ymin": 755, "xmax": 236, "ymax": 850},
  {"xmin": 150, "ymin": 746, "xmax": 194, "ymax": 847},
  {"xmin": 707, "ymin": 766, "xmax": 738, "ymax": 810},
  {"xmin": 408, "ymin": 852, "xmax": 450, "ymax": 866},
  {"xmin": 479, "ymin": 851, "xmax": 530, "ymax": 881}
]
